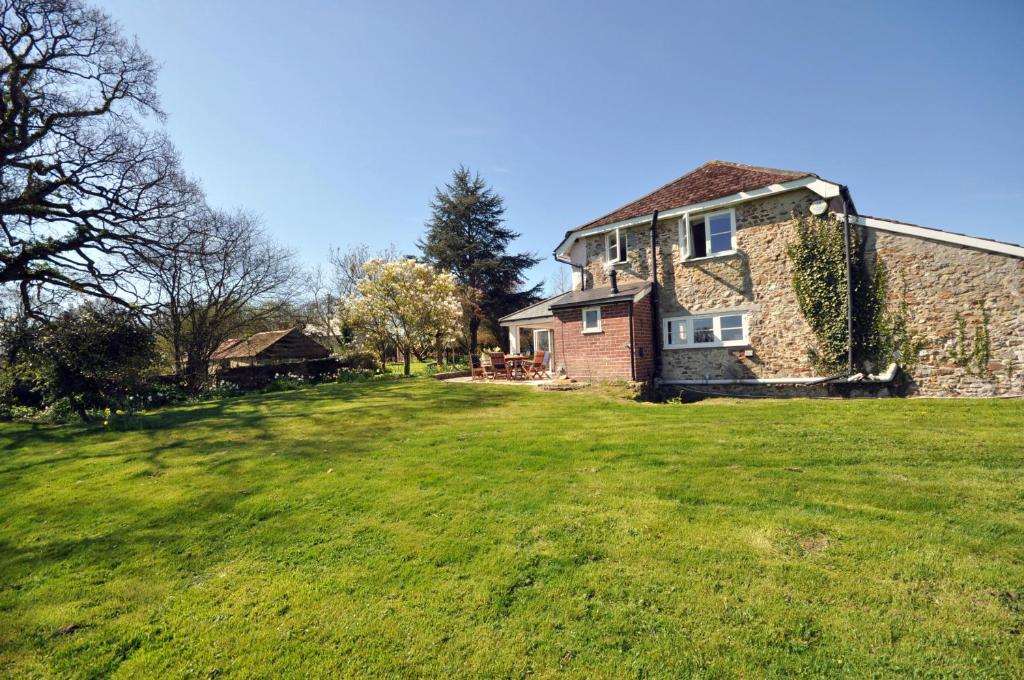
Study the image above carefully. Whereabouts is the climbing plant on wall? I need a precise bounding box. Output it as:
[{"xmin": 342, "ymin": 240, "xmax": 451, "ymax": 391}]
[
  {"xmin": 949, "ymin": 301, "xmax": 992, "ymax": 375},
  {"xmin": 788, "ymin": 215, "xmax": 875, "ymax": 372},
  {"xmin": 872, "ymin": 265, "xmax": 927, "ymax": 373},
  {"xmin": 787, "ymin": 215, "xmax": 922, "ymax": 374}
]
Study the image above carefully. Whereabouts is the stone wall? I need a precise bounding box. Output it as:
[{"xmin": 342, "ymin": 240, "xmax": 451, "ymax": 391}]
[{"xmin": 866, "ymin": 230, "xmax": 1024, "ymax": 397}]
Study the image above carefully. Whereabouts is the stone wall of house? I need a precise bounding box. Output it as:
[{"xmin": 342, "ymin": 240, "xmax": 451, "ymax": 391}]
[
  {"xmin": 554, "ymin": 300, "xmax": 648, "ymax": 381},
  {"xmin": 866, "ymin": 230, "xmax": 1024, "ymax": 397},
  {"xmin": 661, "ymin": 190, "xmax": 823, "ymax": 381}
]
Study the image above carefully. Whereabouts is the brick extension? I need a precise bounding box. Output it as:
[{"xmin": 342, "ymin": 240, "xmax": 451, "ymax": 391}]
[{"xmin": 553, "ymin": 295, "xmax": 654, "ymax": 382}]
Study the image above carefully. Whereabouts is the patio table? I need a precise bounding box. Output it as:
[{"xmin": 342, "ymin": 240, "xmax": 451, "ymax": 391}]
[{"xmin": 505, "ymin": 355, "xmax": 529, "ymax": 380}]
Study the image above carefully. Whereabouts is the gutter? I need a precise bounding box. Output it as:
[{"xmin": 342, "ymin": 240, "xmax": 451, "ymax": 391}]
[
  {"xmin": 627, "ymin": 300, "xmax": 636, "ymax": 381},
  {"xmin": 649, "ymin": 210, "xmax": 661, "ymax": 379},
  {"xmin": 841, "ymin": 185, "xmax": 854, "ymax": 373},
  {"xmin": 658, "ymin": 377, "xmax": 832, "ymax": 386}
]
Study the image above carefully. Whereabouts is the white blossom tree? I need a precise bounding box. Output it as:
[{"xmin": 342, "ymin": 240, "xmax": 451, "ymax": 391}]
[{"xmin": 341, "ymin": 258, "xmax": 462, "ymax": 375}]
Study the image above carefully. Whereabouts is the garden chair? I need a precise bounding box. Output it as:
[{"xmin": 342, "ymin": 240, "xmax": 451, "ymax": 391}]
[
  {"xmin": 470, "ymin": 354, "xmax": 487, "ymax": 381},
  {"xmin": 526, "ymin": 351, "xmax": 551, "ymax": 379},
  {"xmin": 488, "ymin": 352, "xmax": 511, "ymax": 380}
]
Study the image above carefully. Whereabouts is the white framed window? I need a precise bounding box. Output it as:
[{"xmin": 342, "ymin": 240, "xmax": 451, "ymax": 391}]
[
  {"xmin": 664, "ymin": 318, "xmax": 687, "ymax": 347},
  {"xmin": 582, "ymin": 306, "xmax": 602, "ymax": 333},
  {"xmin": 679, "ymin": 208, "xmax": 736, "ymax": 260},
  {"xmin": 605, "ymin": 228, "xmax": 627, "ymax": 264},
  {"xmin": 663, "ymin": 311, "xmax": 748, "ymax": 349}
]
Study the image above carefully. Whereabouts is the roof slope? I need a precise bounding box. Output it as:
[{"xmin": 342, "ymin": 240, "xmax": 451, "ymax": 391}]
[
  {"xmin": 548, "ymin": 281, "xmax": 652, "ymax": 310},
  {"xmin": 498, "ymin": 290, "xmax": 573, "ymax": 324},
  {"xmin": 211, "ymin": 328, "xmax": 305, "ymax": 360},
  {"xmin": 573, "ymin": 161, "xmax": 813, "ymax": 232}
]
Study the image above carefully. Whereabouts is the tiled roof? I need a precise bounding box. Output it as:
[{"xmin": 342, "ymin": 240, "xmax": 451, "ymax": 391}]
[
  {"xmin": 572, "ymin": 160, "xmax": 813, "ymax": 232},
  {"xmin": 210, "ymin": 329, "xmax": 297, "ymax": 360}
]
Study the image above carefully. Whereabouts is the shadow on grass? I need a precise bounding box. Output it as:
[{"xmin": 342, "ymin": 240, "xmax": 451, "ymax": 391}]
[
  {"xmin": 0, "ymin": 378, "xmax": 517, "ymax": 478},
  {"xmin": 0, "ymin": 386, "xmax": 529, "ymax": 628}
]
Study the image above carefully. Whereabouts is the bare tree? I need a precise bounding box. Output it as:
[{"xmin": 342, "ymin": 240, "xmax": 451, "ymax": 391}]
[
  {"xmin": 548, "ymin": 266, "xmax": 571, "ymax": 296},
  {"xmin": 1, "ymin": 0, "xmax": 198, "ymax": 315},
  {"xmin": 317, "ymin": 243, "xmax": 400, "ymax": 356},
  {"xmin": 328, "ymin": 243, "xmax": 399, "ymax": 298},
  {"xmin": 142, "ymin": 208, "xmax": 298, "ymax": 389},
  {"xmin": 303, "ymin": 263, "xmax": 343, "ymax": 351}
]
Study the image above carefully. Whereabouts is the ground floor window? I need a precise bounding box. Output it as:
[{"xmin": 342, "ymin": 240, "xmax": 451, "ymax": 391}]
[
  {"xmin": 663, "ymin": 311, "xmax": 748, "ymax": 348},
  {"xmin": 582, "ymin": 306, "xmax": 602, "ymax": 333}
]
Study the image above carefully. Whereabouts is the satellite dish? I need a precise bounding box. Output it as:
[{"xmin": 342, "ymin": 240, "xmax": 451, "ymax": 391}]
[{"xmin": 809, "ymin": 199, "xmax": 828, "ymax": 216}]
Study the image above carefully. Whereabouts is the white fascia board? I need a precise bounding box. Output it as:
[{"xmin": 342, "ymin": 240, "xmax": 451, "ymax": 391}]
[
  {"xmin": 554, "ymin": 175, "xmax": 838, "ymax": 261},
  {"xmin": 846, "ymin": 214, "xmax": 1024, "ymax": 259}
]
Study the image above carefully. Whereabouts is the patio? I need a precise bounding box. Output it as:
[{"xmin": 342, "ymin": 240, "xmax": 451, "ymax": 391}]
[{"xmin": 441, "ymin": 375, "xmax": 556, "ymax": 387}]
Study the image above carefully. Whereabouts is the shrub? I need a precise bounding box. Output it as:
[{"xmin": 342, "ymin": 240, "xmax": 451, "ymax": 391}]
[
  {"xmin": 338, "ymin": 350, "xmax": 379, "ymax": 371},
  {"xmin": 1, "ymin": 304, "xmax": 157, "ymax": 420}
]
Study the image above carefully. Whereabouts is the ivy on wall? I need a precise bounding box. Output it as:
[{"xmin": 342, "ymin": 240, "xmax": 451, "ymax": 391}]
[
  {"xmin": 949, "ymin": 301, "xmax": 992, "ymax": 375},
  {"xmin": 787, "ymin": 215, "xmax": 876, "ymax": 373},
  {"xmin": 871, "ymin": 266, "xmax": 927, "ymax": 373},
  {"xmin": 787, "ymin": 215, "xmax": 924, "ymax": 375}
]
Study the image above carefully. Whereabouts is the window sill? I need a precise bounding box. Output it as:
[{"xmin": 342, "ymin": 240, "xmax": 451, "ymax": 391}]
[
  {"xmin": 681, "ymin": 250, "xmax": 738, "ymax": 263},
  {"xmin": 663, "ymin": 342, "xmax": 750, "ymax": 350},
  {"xmin": 582, "ymin": 328, "xmax": 603, "ymax": 335}
]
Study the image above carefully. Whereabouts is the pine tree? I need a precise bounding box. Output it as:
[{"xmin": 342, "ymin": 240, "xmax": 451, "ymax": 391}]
[{"xmin": 419, "ymin": 167, "xmax": 542, "ymax": 352}]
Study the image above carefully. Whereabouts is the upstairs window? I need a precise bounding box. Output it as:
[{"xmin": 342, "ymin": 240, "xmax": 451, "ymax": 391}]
[
  {"xmin": 681, "ymin": 209, "xmax": 736, "ymax": 260},
  {"xmin": 663, "ymin": 311, "xmax": 748, "ymax": 349},
  {"xmin": 605, "ymin": 228, "xmax": 627, "ymax": 264}
]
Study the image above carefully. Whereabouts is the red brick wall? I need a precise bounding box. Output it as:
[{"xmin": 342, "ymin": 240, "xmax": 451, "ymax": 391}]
[
  {"xmin": 632, "ymin": 294, "xmax": 655, "ymax": 381},
  {"xmin": 554, "ymin": 297, "xmax": 655, "ymax": 382}
]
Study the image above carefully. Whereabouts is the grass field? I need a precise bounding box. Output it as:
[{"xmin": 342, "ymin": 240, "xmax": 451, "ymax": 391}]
[{"xmin": 1, "ymin": 379, "xmax": 1022, "ymax": 678}]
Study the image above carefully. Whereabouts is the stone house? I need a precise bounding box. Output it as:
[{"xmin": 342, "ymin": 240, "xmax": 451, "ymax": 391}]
[{"xmin": 499, "ymin": 161, "xmax": 1024, "ymax": 396}]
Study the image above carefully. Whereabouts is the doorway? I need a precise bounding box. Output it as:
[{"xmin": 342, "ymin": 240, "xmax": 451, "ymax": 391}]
[{"xmin": 533, "ymin": 328, "xmax": 553, "ymax": 368}]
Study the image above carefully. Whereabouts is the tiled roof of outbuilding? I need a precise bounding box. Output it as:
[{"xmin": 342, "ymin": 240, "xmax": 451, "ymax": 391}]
[{"xmin": 211, "ymin": 329, "xmax": 299, "ymax": 360}]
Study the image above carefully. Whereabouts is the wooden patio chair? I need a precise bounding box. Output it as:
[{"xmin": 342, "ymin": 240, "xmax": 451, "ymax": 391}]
[
  {"xmin": 488, "ymin": 352, "xmax": 511, "ymax": 380},
  {"xmin": 526, "ymin": 351, "xmax": 551, "ymax": 379},
  {"xmin": 470, "ymin": 354, "xmax": 487, "ymax": 381}
]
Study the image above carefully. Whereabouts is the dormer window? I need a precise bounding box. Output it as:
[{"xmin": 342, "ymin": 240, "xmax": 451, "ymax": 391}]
[
  {"xmin": 605, "ymin": 228, "xmax": 627, "ymax": 264},
  {"xmin": 680, "ymin": 208, "xmax": 736, "ymax": 260}
]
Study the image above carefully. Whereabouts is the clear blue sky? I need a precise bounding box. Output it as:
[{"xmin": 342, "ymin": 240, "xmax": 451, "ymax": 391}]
[{"xmin": 100, "ymin": 0, "xmax": 1023, "ymax": 293}]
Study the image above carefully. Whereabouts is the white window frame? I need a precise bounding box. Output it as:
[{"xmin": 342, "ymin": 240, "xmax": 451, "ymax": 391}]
[
  {"xmin": 605, "ymin": 228, "xmax": 627, "ymax": 264},
  {"xmin": 663, "ymin": 311, "xmax": 749, "ymax": 349},
  {"xmin": 678, "ymin": 208, "xmax": 737, "ymax": 261},
  {"xmin": 664, "ymin": 317, "xmax": 688, "ymax": 348},
  {"xmin": 582, "ymin": 306, "xmax": 602, "ymax": 334}
]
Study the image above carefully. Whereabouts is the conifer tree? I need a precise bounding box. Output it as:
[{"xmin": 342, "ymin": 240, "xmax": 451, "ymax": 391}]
[{"xmin": 419, "ymin": 167, "xmax": 541, "ymax": 352}]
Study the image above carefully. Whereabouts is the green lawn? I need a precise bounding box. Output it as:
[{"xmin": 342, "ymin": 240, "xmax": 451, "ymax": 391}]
[{"xmin": 1, "ymin": 379, "xmax": 1022, "ymax": 678}]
